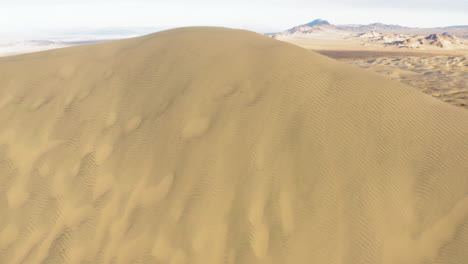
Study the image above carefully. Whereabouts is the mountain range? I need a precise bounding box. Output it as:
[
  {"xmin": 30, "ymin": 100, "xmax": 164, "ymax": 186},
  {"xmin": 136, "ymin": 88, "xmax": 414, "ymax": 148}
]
[
  {"xmin": 270, "ymin": 19, "xmax": 468, "ymax": 51},
  {"xmin": 275, "ymin": 19, "xmax": 468, "ymax": 38}
]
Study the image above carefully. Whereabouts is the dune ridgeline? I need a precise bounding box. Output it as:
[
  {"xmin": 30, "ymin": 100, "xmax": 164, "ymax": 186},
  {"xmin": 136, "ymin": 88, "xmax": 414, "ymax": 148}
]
[{"xmin": 0, "ymin": 27, "xmax": 467, "ymax": 264}]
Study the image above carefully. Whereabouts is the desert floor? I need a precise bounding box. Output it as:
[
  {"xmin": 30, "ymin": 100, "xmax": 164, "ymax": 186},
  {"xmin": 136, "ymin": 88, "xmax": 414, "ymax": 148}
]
[{"xmin": 315, "ymin": 50, "xmax": 468, "ymax": 109}]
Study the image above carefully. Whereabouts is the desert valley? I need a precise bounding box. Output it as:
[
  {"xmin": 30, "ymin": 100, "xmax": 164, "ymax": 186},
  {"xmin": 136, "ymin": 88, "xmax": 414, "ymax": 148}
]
[{"xmin": 270, "ymin": 19, "xmax": 468, "ymax": 108}]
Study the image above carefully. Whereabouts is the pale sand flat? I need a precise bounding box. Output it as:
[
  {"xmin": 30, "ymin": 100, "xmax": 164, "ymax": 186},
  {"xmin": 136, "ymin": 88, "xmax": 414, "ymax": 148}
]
[{"xmin": 0, "ymin": 27, "xmax": 467, "ymax": 264}]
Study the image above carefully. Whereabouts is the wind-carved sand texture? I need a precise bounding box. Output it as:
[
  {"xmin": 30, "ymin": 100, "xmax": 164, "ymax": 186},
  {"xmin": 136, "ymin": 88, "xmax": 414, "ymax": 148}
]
[
  {"xmin": 0, "ymin": 27, "xmax": 467, "ymax": 264},
  {"xmin": 336, "ymin": 55, "xmax": 468, "ymax": 108}
]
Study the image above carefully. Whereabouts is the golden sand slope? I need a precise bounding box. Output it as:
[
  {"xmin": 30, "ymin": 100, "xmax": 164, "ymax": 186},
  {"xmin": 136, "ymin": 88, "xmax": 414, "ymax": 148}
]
[{"xmin": 0, "ymin": 27, "xmax": 467, "ymax": 264}]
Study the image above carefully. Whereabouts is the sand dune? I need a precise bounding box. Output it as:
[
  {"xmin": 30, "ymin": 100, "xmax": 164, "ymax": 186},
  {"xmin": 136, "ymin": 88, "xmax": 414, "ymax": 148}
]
[{"xmin": 0, "ymin": 27, "xmax": 467, "ymax": 264}]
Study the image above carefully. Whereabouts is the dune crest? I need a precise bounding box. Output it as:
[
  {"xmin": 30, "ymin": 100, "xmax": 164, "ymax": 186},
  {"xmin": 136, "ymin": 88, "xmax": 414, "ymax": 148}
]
[{"xmin": 0, "ymin": 27, "xmax": 467, "ymax": 263}]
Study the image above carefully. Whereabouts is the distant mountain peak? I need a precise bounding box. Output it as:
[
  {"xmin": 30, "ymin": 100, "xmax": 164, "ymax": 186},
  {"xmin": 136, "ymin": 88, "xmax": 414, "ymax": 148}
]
[
  {"xmin": 280, "ymin": 19, "xmax": 335, "ymax": 35},
  {"xmin": 304, "ymin": 19, "xmax": 331, "ymax": 27}
]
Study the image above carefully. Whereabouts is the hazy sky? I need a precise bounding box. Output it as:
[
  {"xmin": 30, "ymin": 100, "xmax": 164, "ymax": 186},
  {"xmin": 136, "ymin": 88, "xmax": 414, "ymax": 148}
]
[{"xmin": 2, "ymin": 0, "xmax": 467, "ymax": 36}]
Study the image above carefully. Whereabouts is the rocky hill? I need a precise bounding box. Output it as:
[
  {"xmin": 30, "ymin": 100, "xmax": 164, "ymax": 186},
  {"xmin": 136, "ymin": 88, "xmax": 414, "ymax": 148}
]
[{"xmin": 283, "ymin": 19, "xmax": 337, "ymax": 35}]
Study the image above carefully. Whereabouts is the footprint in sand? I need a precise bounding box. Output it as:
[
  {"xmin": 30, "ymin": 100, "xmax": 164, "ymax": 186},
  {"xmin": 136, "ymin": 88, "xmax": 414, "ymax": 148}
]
[
  {"xmin": 182, "ymin": 117, "xmax": 211, "ymax": 139},
  {"xmin": 0, "ymin": 94, "xmax": 13, "ymax": 109},
  {"xmin": 124, "ymin": 116, "xmax": 142, "ymax": 133},
  {"xmin": 95, "ymin": 143, "xmax": 113, "ymax": 165},
  {"xmin": 139, "ymin": 173, "xmax": 174, "ymax": 206}
]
